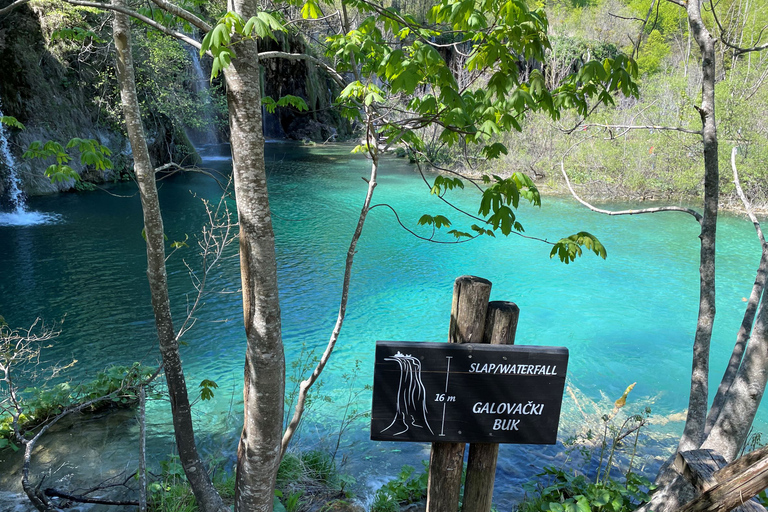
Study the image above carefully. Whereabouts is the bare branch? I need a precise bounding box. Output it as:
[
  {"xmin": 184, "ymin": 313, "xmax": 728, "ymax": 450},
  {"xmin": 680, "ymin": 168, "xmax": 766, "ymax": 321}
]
[
  {"xmin": 731, "ymin": 147, "xmax": 766, "ymax": 245},
  {"xmin": 61, "ymin": 0, "xmax": 203, "ymax": 50},
  {"xmin": 709, "ymin": 0, "xmax": 768, "ymax": 56},
  {"xmin": 608, "ymin": 12, "xmax": 646, "ymax": 22},
  {"xmin": 559, "ymin": 141, "xmax": 703, "ymax": 222},
  {"xmin": 176, "ymin": 189, "xmax": 237, "ymax": 340},
  {"xmin": 43, "ymin": 489, "xmax": 139, "ymax": 507},
  {"xmin": 147, "ymin": 0, "xmax": 211, "ymax": 32},
  {"xmin": 368, "ymin": 203, "xmax": 482, "ymax": 244},
  {"xmin": 578, "ymin": 123, "xmax": 701, "ymax": 135}
]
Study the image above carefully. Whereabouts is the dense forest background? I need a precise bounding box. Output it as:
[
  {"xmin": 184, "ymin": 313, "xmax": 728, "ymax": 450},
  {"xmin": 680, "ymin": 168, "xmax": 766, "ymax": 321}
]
[{"xmin": 1, "ymin": 0, "xmax": 767, "ymax": 207}]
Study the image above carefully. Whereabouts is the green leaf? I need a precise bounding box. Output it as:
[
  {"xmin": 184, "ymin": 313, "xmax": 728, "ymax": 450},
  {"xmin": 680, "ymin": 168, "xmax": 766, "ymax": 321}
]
[
  {"xmin": 273, "ymin": 495, "xmax": 287, "ymax": 512},
  {"xmin": 0, "ymin": 116, "xmax": 25, "ymax": 130},
  {"xmin": 170, "ymin": 234, "xmax": 189, "ymax": 249},
  {"xmin": 549, "ymin": 503, "xmax": 564, "ymax": 512},
  {"xmin": 275, "ymin": 94, "xmax": 308, "ymax": 112},
  {"xmin": 417, "ymin": 214, "xmax": 434, "ymax": 226},
  {"xmin": 433, "ymin": 215, "xmax": 451, "ymax": 229},
  {"xmin": 199, "ymin": 379, "xmax": 218, "ymax": 401},
  {"xmin": 447, "ymin": 229, "xmax": 471, "ymax": 239},
  {"xmin": 262, "ymin": 96, "xmax": 278, "ymax": 114},
  {"xmin": 482, "ymin": 143, "xmax": 508, "ymax": 159},
  {"xmin": 550, "ymin": 232, "xmax": 607, "ymax": 264},
  {"xmin": 301, "ymin": 0, "xmax": 322, "ymax": 19}
]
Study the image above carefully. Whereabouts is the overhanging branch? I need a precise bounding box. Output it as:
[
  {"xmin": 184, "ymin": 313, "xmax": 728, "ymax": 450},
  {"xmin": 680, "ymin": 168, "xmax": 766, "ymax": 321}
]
[
  {"xmin": 63, "ymin": 0, "xmax": 203, "ymax": 50},
  {"xmin": 559, "ymin": 140, "xmax": 703, "ymax": 222},
  {"xmin": 257, "ymin": 51, "xmax": 346, "ymax": 87}
]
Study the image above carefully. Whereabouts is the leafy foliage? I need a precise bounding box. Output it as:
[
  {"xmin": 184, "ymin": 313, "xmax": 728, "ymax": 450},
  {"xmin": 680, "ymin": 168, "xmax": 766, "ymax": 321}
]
[
  {"xmin": 519, "ymin": 468, "xmax": 654, "ymax": 512},
  {"xmin": 199, "ymin": 379, "xmax": 218, "ymax": 401},
  {"xmin": 1, "ymin": 363, "xmax": 154, "ymax": 450},
  {"xmin": 262, "ymin": 95, "xmax": 309, "ymax": 114},
  {"xmin": 0, "ymin": 116, "xmax": 25, "ymax": 130},
  {"xmin": 191, "ymin": 0, "xmax": 640, "ymax": 261},
  {"xmin": 200, "ymin": 11, "xmax": 285, "ymax": 78},
  {"xmin": 551, "ymin": 232, "xmax": 607, "ymax": 264},
  {"xmin": 520, "ymin": 384, "xmax": 655, "ymax": 512},
  {"xmin": 50, "ymin": 26, "xmax": 105, "ymax": 44},
  {"xmin": 22, "ymin": 137, "xmax": 112, "ymax": 184},
  {"xmin": 371, "ymin": 464, "xmax": 429, "ymax": 512}
]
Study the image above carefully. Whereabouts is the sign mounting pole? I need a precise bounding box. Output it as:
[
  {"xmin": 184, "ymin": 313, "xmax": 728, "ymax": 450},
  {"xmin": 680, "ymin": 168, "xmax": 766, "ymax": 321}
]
[
  {"xmin": 426, "ymin": 275, "xmax": 492, "ymax": 512},
  {"xmin": 462, "ymin": 300, "xmax": 520, "ymax": 512}
]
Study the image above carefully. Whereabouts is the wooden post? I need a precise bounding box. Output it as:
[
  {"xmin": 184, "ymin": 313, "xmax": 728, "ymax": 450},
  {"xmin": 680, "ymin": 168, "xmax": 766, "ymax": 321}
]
[
  {"xmin": 462, "ymin": 301, "xmax": 520, "ymax": 512},
  {"xmin": 426, "ymin": 276, "xmax": 492, "ymax": 512}
]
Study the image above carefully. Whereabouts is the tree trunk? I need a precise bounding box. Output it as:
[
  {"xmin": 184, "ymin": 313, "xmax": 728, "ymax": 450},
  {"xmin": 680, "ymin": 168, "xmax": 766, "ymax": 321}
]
[
  {"xmin": 641, "ymin": 3, "xmax": 721, "ymax": 509},
  {"xmin": 223, "ymin": 5, "xmax": 285, "ymax": 511},
  {"xmin": 705, "ymin": 249, "xmax": 768, "ymax": 438},
  {"xmin": 702, "ymin": 290, "xmax": 768, "ymax": 460},
  {"xmin": 677, "ymin": 0, "xmax": 719, "ymax": 456},
  {"xmin": 112, "ymin": 6, "xmax": 226, "ymax": 512}
]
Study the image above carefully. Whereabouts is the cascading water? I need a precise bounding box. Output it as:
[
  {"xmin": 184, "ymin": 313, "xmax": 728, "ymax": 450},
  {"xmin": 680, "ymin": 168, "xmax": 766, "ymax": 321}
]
[
  {"xmin": 186, "ymin": 47, "xmax": 218, "ymax": 146},
  {"xmin": 0, "ymin": 99, "xmax": 60, "ymax": 226},
  {"xmin": 0, "ymin": 102, "xmax": 25, "ymax": 214}
]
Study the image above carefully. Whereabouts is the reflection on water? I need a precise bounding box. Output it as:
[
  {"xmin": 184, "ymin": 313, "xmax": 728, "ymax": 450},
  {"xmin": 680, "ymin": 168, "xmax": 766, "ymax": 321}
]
[{"xmin": 0, "ymin": 143, "xmax": 765, "ymax": 509}]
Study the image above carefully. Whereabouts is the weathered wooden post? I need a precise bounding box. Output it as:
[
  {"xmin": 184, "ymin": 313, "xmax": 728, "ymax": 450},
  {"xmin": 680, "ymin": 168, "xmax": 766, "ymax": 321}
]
[
  {"xmin": 462, "ymin": 301, "xmax": 520, "ymax": 512},
  {"xmin": 426, "ymin": 276, "xmax": 492, "ymax": 512}
]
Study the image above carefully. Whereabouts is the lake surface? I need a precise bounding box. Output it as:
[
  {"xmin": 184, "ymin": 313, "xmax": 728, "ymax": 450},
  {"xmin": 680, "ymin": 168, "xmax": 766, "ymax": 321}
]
[{"xmin": 1, "ymin": 143, "xmax": 765, "ymax": 508}]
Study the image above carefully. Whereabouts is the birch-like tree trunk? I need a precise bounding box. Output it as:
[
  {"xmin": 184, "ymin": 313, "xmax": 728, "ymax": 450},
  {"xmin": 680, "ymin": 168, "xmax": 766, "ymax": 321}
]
[
  {"xmin": 676, "ymin": 0, "xmax": 719, "ymax": 456},
  {"xmin": 112, "ymin": 5, "xmax": 226, "ymax": 512},
  {"xmin": 222, "ymin": 2, "xmax": 285, "ymax": 510}
]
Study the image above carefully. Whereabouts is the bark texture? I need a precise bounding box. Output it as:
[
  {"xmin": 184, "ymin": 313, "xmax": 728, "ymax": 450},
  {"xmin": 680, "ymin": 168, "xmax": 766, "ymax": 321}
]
[
  {"xmin": 702, "ymin": 292, "xmax": 768, "ymax": 459},
  {"xmin": 112, "ymin": 6, "xmax": 226, "ymax": 512},
  {"xmin": 677, "ymin": 0, "xmax": 719, "ymax": 455},
  {"xmin": 223, "ymin": 2, "xmax": 285, "ymax": 510}
]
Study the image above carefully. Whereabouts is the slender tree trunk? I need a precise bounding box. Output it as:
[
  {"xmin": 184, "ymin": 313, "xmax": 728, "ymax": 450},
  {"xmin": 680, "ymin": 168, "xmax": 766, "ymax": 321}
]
[
  {"xmin": 702, "ymin": 149, "xmax": 768, "ymax": 458},
  {"xmin": 705, "ymin": 250, "xmax": 768, "ymax": 437},
  {"xmin": 639, "ymin": 3, "xmax": 721, "ymax": 509},
  {"xmin": 702, "ymin": 291, "xmax": 768, "ymax": 460},
  {"xmin": 223, "ymin": 3, "xmax": 285, "ymax": 510},
  {"xmin": 677, "ymin": 0, "xmax": 719, "ymax": 456},
  {"xmin": 281, "ymin": 143, "xmax": 379, "ymax": 456},
  {"xmin": 112, "ymin": 6, "xmax": 226, "ymax": 512}
]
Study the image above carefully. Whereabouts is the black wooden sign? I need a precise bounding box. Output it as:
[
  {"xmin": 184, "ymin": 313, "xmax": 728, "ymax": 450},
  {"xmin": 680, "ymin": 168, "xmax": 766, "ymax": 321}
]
[{"xmin": 371, "ymin": 341, "xmax": 569, "ymax": 444}]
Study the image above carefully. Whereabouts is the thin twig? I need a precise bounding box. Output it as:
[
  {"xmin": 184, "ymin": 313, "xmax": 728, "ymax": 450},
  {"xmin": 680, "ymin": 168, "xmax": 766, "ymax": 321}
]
[{"xmin": 280, "ymin": 111, "xmax": 379, "ymax": 457}]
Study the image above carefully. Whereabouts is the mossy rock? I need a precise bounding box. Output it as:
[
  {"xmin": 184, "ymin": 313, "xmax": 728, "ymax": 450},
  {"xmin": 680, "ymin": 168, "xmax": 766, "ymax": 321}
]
[{"xmin": 316, "ymin": 499, "xmax": 365, "ymax": 512}]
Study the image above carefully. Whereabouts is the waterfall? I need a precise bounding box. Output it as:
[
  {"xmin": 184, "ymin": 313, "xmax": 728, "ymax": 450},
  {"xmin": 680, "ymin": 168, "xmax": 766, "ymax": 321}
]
[
  {"xmin": 0, "ymin": 100, "xmax": 60, "ymax": 226},
  {"xmin": 186, "ymin": 47, "xmax": 218, "ymax": 146},
  {"xmin": 262, "ymin": 104, "xmax": 286, "ymax": 140},
  {"xmin": 0, "ymin": 101, "xmax": 25, "ymax": 214}
]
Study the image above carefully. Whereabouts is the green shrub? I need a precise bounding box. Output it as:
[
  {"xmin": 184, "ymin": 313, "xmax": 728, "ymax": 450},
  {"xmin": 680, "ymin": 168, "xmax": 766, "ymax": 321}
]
[
  {"xmin": 370, "ymin": 464, "xmax": 428, "ymax": 512},
  {"xmin": 300, "ymin": 450, "xmax": 336, "ymax": 484},
  {"xmin": 519, "ymin": 467, "xmax": 654, "ymax": 512},
  {"xmin": 1, "ymin": 363, "xmax": 155, "ymax": 450}
]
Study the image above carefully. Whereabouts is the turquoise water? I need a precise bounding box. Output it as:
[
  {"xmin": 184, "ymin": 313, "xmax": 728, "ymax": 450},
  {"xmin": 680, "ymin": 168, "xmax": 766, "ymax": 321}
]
[{"xmin": 0, "ymin": 143, "xmax": 765, "ymax": 507}]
